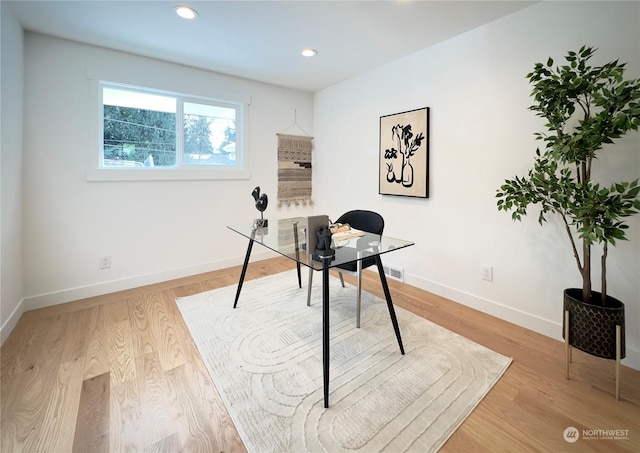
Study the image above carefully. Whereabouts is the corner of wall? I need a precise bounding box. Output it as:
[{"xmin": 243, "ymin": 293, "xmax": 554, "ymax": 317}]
[
  {"xmin": 1, "ymin": 0, "xmax": 25, "ymax": 347},
  {"xmin": 1, "ymin": 298, "xmax": 25, "ymax": 345}
]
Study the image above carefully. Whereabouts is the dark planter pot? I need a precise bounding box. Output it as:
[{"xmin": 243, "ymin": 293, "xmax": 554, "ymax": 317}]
[{"xmin": 562, "ymin": 288, "xmax": 625, "ymax": 360}]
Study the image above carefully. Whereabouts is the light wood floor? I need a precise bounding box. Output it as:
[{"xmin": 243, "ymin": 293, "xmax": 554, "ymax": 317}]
[{"xmin": 1, "ymin": 257, "xmax": 638, "ymax": 452}]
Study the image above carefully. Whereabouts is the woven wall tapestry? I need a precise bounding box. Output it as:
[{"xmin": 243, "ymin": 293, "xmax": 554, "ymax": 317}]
[{"xmin": 277, "ymin": 133, "xmax": 313, "ymax": 207}]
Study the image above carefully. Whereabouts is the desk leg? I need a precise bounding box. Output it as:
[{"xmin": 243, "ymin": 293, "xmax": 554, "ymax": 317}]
[
  {"xmin": 292, "ymin": 221, "xmax": 302, "ymax": 289},
  {"xmin": 233, "ymin": 239, "xmax": 254, "ymax": 308},
  {"xmin": 375, "ymin": 256, "xmax": 405, "ymax": 355},
  {"xmin": 322, "ymin": 260, "xmax": 330, "ymax": 408}
]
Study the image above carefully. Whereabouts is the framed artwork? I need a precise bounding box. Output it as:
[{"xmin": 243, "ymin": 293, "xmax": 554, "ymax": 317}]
[{"xmin": 379, "ymin": 107, "xmax": 429, "ymax": 198}]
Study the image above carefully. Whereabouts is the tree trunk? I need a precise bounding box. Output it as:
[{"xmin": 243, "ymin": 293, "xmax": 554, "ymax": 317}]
[
  {"xmin": 580, "ymin": 162, "xmax": 592, "ymax": 304},
  {"xmin": 582, "ymin": 237, "xmax": 591, "ymax": 303},
  {"xmin": 601, "ymin": 242, "xmax": 608, "ymax": 305}
]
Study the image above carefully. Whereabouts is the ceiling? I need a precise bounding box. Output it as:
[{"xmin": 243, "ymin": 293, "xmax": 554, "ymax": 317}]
[{"xmin": 8, "ymin": 1, "xmax": 536, "ymax": 92}]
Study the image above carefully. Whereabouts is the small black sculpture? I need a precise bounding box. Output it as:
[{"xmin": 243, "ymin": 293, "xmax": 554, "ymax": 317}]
[
  {"xmin": 316, "ymin": 225, "xmax": 332, "ymax": 250},
  {"xmin": 313, "ymin": 224, "xmax": 335, "ymax": 259},
  {"xmin": 252, "ymin": 186, "xmax": 268, "ymax": 228}
]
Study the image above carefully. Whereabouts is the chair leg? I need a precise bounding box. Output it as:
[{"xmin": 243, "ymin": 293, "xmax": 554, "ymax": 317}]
[
  {"xmin": 338, "ymin": 272, "xmax": 345, "ymax": 287},
  {"xmin": 307, "ymin": 267, "xmax": 313, "ymax": 306}
]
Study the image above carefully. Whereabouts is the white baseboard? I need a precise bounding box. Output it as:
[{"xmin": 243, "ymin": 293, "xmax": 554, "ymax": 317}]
[
  {"xmin": 1, "ymin": 297, "xmax": 26, "ymax": 346},
  {"xmin": 20, "ymin": 249, "xmax": 277, "ymax": 312},
  {"xmin": 403, "ymin": 272, "xmax": 640, "ymax": 371}
]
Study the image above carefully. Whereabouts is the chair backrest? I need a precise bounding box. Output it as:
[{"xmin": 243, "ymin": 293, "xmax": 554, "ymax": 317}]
[{"xmin": 336, "ymin": 210, "xmax": 384, "ymax": 235}]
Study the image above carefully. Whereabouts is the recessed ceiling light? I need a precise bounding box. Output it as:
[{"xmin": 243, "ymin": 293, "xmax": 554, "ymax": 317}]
[
  {"xmin": 175, "ymin": 5, "xmax": 198, "ymax": 20},
  {"xmin": 301, "ymin": 48, "xmax": 318, "ymax": 57}
]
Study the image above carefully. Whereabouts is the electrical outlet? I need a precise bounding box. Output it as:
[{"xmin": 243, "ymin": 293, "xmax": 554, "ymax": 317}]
[
  {"xmin": 481, "ymin": 265, "xmax": 493, "ymax": 282},
  {"xmin": 99, "ymin": 255, "xmax": 111, "ymax": 269}
]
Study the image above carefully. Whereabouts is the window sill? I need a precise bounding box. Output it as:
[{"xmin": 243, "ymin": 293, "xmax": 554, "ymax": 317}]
[{"xmin": 86, "ymin": 167, "xmax": 251, "ymax": 182}]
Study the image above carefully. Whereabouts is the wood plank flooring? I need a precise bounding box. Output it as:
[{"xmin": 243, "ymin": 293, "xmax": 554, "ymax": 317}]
[{"xmin": 1, "ymin": 257, "xmax": 638, "ymax": 452}]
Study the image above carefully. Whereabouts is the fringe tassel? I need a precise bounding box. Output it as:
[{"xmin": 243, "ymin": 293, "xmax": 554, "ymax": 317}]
[{"xmin": 277, "ymin": 198, "xmax": 313, "ymax": 208}]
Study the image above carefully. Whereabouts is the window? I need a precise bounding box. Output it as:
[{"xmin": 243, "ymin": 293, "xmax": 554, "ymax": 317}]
[{"xmin": 91, "ymin": 82, "xmax": 248, "ymax": 181}]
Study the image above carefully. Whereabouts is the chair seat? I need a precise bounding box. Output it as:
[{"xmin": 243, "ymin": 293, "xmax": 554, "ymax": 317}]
[{"xmin": 338, "ymin": 256, "xmax": 377, "ymax": 273}]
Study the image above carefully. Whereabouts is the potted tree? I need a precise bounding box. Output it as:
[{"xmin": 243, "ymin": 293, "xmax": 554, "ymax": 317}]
[{"xmin": 496, "ymin": 46, "xmax": 640, "ymax": 399}]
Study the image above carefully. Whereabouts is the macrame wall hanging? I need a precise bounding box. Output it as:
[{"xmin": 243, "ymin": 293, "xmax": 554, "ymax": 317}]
[{"xmin": 277, "ymin": 113, "xmax": 313, "ymax": 207}]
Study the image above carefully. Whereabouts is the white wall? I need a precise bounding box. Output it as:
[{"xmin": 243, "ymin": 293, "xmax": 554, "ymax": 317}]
[
  {"xmin": 21, "ymin": 34, "xmax": 315, "ymax": 310},
  {"xmin": 1, "ymin": 3, "xmax": 25, "ymax": 343},
  {"xmin": 313, "ymin": 1, "xmax": 640, "ymax": 369}
]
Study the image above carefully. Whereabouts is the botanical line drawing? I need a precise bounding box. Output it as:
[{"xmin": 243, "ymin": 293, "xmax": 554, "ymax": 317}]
[
  {"xmin": 379, "ymin": 107, "xmax": 429, "ymax": 198},
  {"xmin": 384, "ymin": 123, "xmax": 424, "ymax": 188}
]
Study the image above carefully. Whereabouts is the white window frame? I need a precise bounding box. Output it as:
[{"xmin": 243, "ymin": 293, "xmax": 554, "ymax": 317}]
[{"xmin": 87, "ymin": 78, "xmax": 250, "ymax": 182}]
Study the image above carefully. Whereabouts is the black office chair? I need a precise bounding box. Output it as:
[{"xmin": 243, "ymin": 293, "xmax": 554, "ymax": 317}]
[{"xmin": 307, "ymin": 210, "xmax": 384, "ymax": 328}]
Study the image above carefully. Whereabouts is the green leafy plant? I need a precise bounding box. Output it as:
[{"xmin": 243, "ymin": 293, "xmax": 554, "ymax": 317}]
[{"xmin": 496, "ymin": 46, "xmax": 640, "ymax": 305}]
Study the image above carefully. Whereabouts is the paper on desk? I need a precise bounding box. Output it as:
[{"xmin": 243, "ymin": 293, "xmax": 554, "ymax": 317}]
[{"xmin": 332, "ymin": 228, "xmax": 365, "ymax": 241}]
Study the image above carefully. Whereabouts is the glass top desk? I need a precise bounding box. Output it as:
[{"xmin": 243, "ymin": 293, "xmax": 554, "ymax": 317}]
[{"xmin": 228, "ymin": 217, "xmax": 415, "ymax": 408}]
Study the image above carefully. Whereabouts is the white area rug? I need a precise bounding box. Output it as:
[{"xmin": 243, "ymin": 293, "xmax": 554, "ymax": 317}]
[{"xmin": 177, "ymin": 270, "xmax": 511, "ymax": 452}]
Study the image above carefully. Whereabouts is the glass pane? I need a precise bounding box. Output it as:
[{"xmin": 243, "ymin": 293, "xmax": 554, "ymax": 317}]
[
  {"xmin": 183, "ymin": 102, "xmax": 237, "ymax": 166},
  {"xmin": 102, "ymin": 87, "xmax": 177, "ymax": 167}
]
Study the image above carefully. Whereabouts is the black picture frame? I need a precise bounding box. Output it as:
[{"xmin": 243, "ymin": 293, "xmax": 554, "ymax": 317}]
[{"xmin": 379, "ymin": 107, "xmax": 429, "ymax": 198}]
